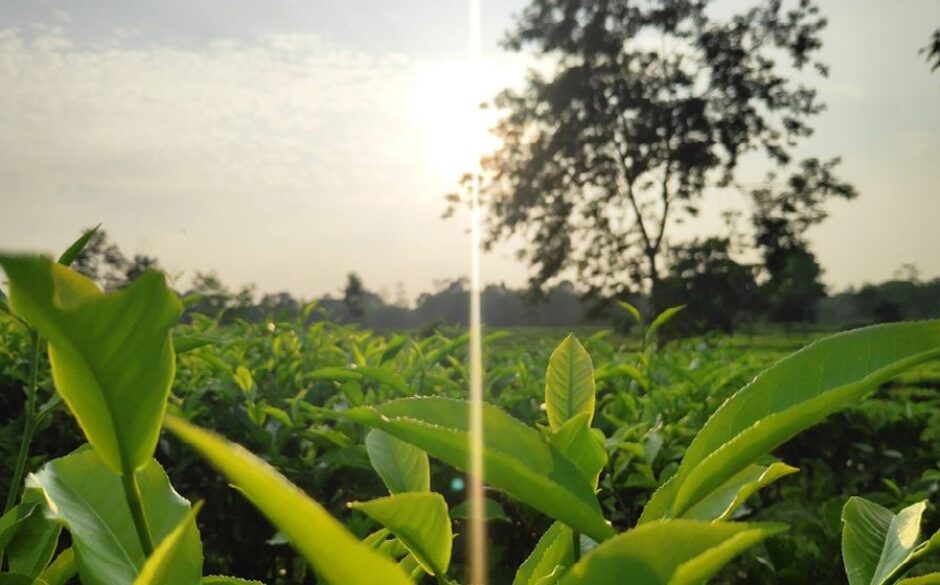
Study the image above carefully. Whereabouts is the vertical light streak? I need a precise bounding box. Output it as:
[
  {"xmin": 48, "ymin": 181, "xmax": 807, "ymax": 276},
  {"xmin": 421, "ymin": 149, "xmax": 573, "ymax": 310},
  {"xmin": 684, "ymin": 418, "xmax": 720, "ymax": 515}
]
[{"xmin": 467, "ymin": 0, "xmax": 487, "ymax": 584}]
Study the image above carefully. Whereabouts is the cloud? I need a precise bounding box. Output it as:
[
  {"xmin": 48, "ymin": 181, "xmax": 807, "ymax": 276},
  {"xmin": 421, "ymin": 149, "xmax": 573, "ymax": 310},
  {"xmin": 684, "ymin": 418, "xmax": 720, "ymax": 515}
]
[{"xmin": 0, "ymin": 26, "xmax": 529, "ymax": 296}]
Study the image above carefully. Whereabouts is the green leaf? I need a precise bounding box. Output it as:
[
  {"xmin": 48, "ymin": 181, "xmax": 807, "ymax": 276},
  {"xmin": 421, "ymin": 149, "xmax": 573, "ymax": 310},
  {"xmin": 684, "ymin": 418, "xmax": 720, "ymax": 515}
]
[
  {"xmin": 641, "ymin": 321, "xmax": 940, "ymax": 522},
  {"xmin": 450, "ymin": 498, "xmax": 509, "ymax": 523},
  {"xmin": 365, "ymin": 429, "xmax": 430, "ymax": 494},
  {"xmin": 164, "ymin": 415, "xmax": 413, "ymax": 585},
  {"xmin": 842, "ymin": 497, "xmax": 930, "ymax": 585},
  {"xmin": 645, "ymin": 305, "xmax": 685, "ymax": 341},
  {"xmin": 0, "ymin": 502, "xmax": 38, "ymax": 553},
  {"xmin": 545, "ymin": 334, "xmax": 595, "ymax": 431},
  {"xmin": 57, "ymin": 225, "xmax": 100, "ymax": 267},
  {"xmin": 559, "ymin": 520, "xmax": 786, "ymax": 585},
  {"xmin": 38, "ymin": 548, "xmax": 77, "ymax": 585},
  {"xmin": 6, "ymin": 493, "xmax": 61, "ymax": 578},
  {"xmin": 617, "ymin": 301, "xmax": 643, "ymax": 327},
  {"xmin": 26, "ymin": 447, "xmax": 201, "ymax": 585},
  {"xmin": 354, "ymin": 367, "xmax": 414, "ymax": 396},
  {"xmin": 0, "ymin": 574, "xmax": 42, "ymax": 585},
  {"xmin": 133, "ymin": 502, "xmax": 204, "ymax": 585},
  {"xmin": 349, "ymin": 492, "xmax": 451, "ymax": 577},
  {"xmin": 173, "ymin": 333, "xmax": 225, "ymax": 354},
  {"xmin": 202, "ymin": 577, "xmax": 265, "ymax": 585},
  {"xmin": 233, "ymin": 366, "xmax": 253, "ymax": 394},
  {"xmin": 0, "ymin": 256, "xmax": 182, "ymax": 475},
  {"xmin": 897, "ymin": 575, "xmax": 940, "ymax": 585},
  {"xmin": 513, "ymin": 522, "xmax": 573, "ymax": 585},
  {"xmin": 345, "ymin": 397, "xmax": 613, "ymax": 542},
  {"xmin": 547, "ymin": 413, "xmax": 607, "ymax": 488},
  {"xmin": 682, "ymin": 463, "xmax": 799, "ymax": 522}
]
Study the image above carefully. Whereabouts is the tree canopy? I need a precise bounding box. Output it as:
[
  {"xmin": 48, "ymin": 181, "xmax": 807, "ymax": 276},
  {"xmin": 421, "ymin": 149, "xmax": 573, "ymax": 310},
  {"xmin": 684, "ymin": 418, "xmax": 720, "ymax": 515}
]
[{"xmin": 463, "ymin": 0, "xmax": 854, "ymax": 309}]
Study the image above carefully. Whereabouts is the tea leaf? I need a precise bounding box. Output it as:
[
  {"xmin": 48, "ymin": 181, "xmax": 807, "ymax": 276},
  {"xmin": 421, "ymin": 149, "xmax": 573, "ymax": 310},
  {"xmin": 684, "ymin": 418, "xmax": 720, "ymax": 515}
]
[
  {"xmin": 57, "ymin": 225, "xmax": 100, "ymax": 267},
  {"xmin": 6, "ymin": 493, "xmax": 61, "ymax": 578},
  {"xmin": 365, "ymin": 429, "xmax": 430, "ymax": 494},
  {"xmin": 345, "ymin": 397, "xmax": 613, "ymax": 542},
  {"xmin": 513, "ymin": 522, "xmax": 573, "ymax": 585},
  {"xmin": 545, "ymin": 334, "xmax": 595, "ymax": 431},
  {"xmin": 897, "ymin": 575, "xmax": 940, "ymax": 585},
  {"xmin": 133, "ymin": 503, "xmax": 204, "ymax": 585},
  {"xmin": 559, "ymin": 520, "xmax": 786, "ymax": 585},
  {"xmin": 38, "ymin": 548, "xmax": 77, "ymax": 585},
  {"xmin": 842, "ymin": 497, "xmax": 931, "ymax": 585},
  {"xmin": 164, "ymin": 415, "xmax": 413, "ymax": 585},
  {"xmin": 0, "ymin": 256, "xmax": 181, "ymax": 475},
  {"xmin": 682, "ymin": 463, "xmax": 799, "ymax": 522},
  {"xmin": 349, "ymin": 492, "xmax": 451, "ymax": 577},
  {"xmin": 642, "ymin": 321, "xmax": 940, "ymax": 522},
  {"xmin": 27, "ymin": 447, "xmax": 201, "ymax": 585},
  {"xmin": 0, "ymin": 502, "xmax": 39, "ymax": 553}
]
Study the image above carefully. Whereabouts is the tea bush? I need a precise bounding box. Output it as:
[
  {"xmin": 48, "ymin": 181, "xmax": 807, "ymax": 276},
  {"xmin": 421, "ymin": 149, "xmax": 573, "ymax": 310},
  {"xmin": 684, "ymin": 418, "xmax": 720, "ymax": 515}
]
[{"xmin": 1, "ymin": 246, "xmax": 939, "ymax": 584}]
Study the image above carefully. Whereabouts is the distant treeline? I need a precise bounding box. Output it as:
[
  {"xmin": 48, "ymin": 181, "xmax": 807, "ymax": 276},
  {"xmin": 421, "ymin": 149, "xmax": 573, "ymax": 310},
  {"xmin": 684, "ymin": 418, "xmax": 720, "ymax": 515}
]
[{"xmin": 64, "ymin": 229, "xmax": 939, "ymax": 333}]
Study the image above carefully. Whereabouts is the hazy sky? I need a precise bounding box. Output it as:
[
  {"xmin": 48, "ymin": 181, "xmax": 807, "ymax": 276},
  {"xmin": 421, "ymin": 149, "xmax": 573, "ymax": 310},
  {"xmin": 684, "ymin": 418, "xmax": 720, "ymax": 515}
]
[{"xmin": 1, "ymin": 0, "xmax": 938, "ymax": 301}]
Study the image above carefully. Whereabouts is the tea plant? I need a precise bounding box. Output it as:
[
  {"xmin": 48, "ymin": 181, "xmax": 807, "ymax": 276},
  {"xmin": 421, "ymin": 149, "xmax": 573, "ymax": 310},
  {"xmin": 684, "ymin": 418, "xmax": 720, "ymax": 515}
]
[{"xmin": 1, "ymin": 254, "xmax": 939, "ymax": 584}]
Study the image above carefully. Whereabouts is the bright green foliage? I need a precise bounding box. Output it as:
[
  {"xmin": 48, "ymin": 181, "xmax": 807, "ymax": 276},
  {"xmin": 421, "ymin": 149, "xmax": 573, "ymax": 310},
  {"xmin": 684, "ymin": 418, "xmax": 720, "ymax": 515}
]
[
  {"xmin": 38, "ymin": 548, "xmax": 77, "ymax": 585},
  {"xmin": 163, "ymin": 414, "xmax": 413, "ymax": 585},
  {"xmin": 897, "ymin": 575, "xmax": 940, "ymax": 584},
  {"xmin": 345, "ymin": 397, "xmax": 614, "ymax": 542},
  {"xmin": 0, "ymin": 256, "xmax": 181, "ymax": 475},
  {"xmin": 26, "ymin": 447, "xmax": 201, "ymax": 585},
  {"xmin": 349, "ymin": 492, "xmax": 451, "ymax": 577},
  {"xmin": 545, "ymin": 334, "xmax": 595, "ymax": 430},
  {"xmin": 546, "ymin": 413, "xmax": 607, "ymax": 488},
  {"xmin": 0, "ymin": 502, "xmax": 37, "ymax": 553},
  {"xmin": 365, "ymin": 429, "xmax": 430, "ymax": 494},
  {"xmin": 645, "ymin": 305, "xmax": 685, "ymax": 343},
  {"xmin": 133, "ymin": 503, "xmax": 203, "ymax": 585},
  {"xmin": 6, "ymin": 493, "xmax": 61, "ymax": 578},
  {"xmin": 842, "ymin": 496, "xmax": 940, "ymax": 585},
  {"xmin": 56, "ymin": 225, "xmax": 99, "ymax": 267},
  {"xmin": 513, "ymin": 522, "xmax": 574, "ymax": 585},
  {"xmin": 682, "ymin": 463, "xmax": 799, "ymax": 522},
  {"xmin": 559, "ymin": 520, "xmax": 786, "ymax": 585},
  {"xmin": 642, "ymin": 321, "xmax": 940, "ymax": 522}
]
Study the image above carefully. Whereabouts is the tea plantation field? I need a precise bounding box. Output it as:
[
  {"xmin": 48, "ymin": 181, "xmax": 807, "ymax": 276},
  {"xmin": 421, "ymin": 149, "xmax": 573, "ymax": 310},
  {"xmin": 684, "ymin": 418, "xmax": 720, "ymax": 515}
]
[{"xmin": 2, "ymin": 290, "xmax": 939, "ymax": 584}]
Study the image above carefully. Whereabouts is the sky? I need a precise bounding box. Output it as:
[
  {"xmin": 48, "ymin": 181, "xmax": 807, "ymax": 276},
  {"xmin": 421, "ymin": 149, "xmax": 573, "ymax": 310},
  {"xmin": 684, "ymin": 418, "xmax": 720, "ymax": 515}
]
[{"xmin": 0, "ymin": 0, "xmax": 938, "ymax": 302}]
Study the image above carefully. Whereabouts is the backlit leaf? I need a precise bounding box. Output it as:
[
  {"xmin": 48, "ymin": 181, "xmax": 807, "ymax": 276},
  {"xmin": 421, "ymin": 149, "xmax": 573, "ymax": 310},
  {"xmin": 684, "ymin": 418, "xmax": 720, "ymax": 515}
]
[
  {"xmin": 345, "ymin": 397, "xmax": 613, "ymax": 542},
  {"xmin": 642, "ymin": 321, "xmax": 940, "ymax": 522},
  {"xmin": 0, "ymin": 256, "xmax": 181, "ymax": 475},
  {"xmin": 27, "ymin": 447, "xmax": 201, "ymax": 585},
  {"xmin": 842, "ymin": 497, "xmax": 931, "ymax": 585},
  {"xmin": 164, "ymin": 415, "xmax": 413, "ymax": 585},
  {"xmin": 545, "ymin": 334, "xmax": 595, "ymax": 431},
  {"xmin": 559, "ymin": 520, "xmax": 786, "ymax": 585},
  {"xmin": 365, "ymin": 429, "xmax": 430, "ymax": 494},
  {"xmin": 349, "ymin": 492, "xmax": 451, "ymax": 577}
]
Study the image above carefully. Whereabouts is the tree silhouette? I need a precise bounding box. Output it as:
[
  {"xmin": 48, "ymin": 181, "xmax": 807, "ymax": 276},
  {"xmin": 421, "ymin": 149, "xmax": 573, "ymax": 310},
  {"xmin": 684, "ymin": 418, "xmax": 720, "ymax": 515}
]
[
  {"xmin": 459, "ymin": 0, "xmax": 852, "ymax": 311},
  {"xmin": 751, "ymin": 158, "xmax": 855, "ymax": 323},
  {"xmin": 923, "ymin": 27, "xmax": 940, "ymax": 72}
]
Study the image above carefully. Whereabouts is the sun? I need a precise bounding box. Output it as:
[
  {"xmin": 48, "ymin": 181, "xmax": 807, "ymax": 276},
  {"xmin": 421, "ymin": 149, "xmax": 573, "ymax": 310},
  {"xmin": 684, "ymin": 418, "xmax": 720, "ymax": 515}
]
[{"xmin": 412, "ymin": 60, "xmax": 504, "ymax": 181}]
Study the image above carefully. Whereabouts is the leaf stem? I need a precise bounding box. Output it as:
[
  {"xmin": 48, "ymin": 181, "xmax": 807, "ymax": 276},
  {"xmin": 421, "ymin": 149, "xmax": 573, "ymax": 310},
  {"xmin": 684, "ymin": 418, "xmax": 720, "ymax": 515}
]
[
  {"xmin": 4, "ymin": 329, "xmax": 41, "ymax": 514},
  {"xmin": 121, "ymin": 466, "xmax": 156, "ymax": 556}
]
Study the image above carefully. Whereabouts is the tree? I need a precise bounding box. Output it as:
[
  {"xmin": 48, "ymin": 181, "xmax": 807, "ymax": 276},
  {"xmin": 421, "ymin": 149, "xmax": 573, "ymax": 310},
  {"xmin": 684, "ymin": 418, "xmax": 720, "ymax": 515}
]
[
  {"xmin": 923, "ymin": 27, "xmax": 940, "ymax": 72},
  {"xmin": 72, "ymin": 229, "xmax": 161, "ymax": 291},
  {"xmin": 459, "ymin": 0, "xmax": 851, "ymax": 311},
  {"xmin": 342, "ymin": 272, "xmax": 367, "ymax": 319},
  {"xmin": 750, "ymin": 158, "xmax": 855, "ymax": 323},
  {"xmin": 659, "ymin": 237, "xmax": 761, "ymax": 334}
]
